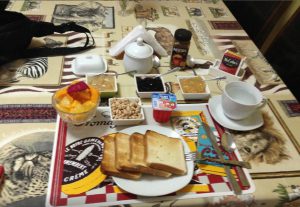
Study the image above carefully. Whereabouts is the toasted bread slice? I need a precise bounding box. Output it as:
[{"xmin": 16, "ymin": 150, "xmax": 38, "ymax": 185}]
[
  {"xmin": 115, "ymin": 132, "xmax": 141, "ymax": 173},
  {"xmin": 101, "ymin": 133, "xmax": 141, "ymax": 180},
  {"xmin": 145, "ymin": 130, "xmax": 187, "ymax": 175},
  {"xmin": 130, "ymin": 132, "xmax": 172, "ymax": 177}
]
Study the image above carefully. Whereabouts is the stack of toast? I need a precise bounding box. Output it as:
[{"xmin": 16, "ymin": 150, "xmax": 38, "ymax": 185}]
[{"xmin": 101, "ymin": 130, "xmax": 187, "ymax": 180}]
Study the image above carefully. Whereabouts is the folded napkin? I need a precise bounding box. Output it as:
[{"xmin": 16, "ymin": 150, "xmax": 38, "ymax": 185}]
[{"xmin": 109, "ymin": 25, "xmax": 168, "ymax": 57}]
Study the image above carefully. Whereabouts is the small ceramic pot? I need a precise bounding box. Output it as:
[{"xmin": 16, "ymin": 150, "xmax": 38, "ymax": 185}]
[{"xmin": 124, "ymin": 37, "xmax": 154, "ymax": 74}]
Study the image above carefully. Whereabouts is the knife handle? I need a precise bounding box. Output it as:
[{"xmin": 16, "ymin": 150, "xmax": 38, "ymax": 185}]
[
  {"xmin": 222, "ymin": 159, "xmax": 251, "ymax": 169},
  {"xmin": 224, "ymin": 165, "xmax": 242, "ymax": 195},
  {"xmin": 236, "ymin": 166, "xmax": 250, "ymax": 187}
]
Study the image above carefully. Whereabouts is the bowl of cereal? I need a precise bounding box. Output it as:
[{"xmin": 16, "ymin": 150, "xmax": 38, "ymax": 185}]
[
  {"xmin": 52, "ymin": 81, "xmax": 100, "ymax": 125},
  {"xmin": 177, "ymin": 76, "xmax": 210, "ymax": 100},
  {"xmin": 108, "ymin": 97, "xmax": 145, "ymax": 125}
]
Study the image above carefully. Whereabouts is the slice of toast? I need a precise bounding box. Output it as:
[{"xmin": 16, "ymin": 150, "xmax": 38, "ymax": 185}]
[
  {"xmin": 101, "ymin": 133, "xmax": 141, "ymax": 180},
  {"xmin": 130, "ymin": 132, "xmax": 172, "ymax": 177},
  {"xmin": 145, "ymin": 130, "xmax": 187, "ymax": 175},
  {"xmin": 114, "ymin": 132, "xmax": 140, "ymax": 172}
]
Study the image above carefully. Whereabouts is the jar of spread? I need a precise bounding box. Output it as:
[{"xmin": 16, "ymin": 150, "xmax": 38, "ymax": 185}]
[{"xmin": 170, "ymin": 29, "xmax": 192, "ymax": 69}]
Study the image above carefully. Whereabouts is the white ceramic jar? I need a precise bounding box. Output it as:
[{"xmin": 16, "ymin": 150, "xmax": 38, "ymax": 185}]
[{"xmin": 123, "ymin": 37, "xmax": 154, "ymax": 74}]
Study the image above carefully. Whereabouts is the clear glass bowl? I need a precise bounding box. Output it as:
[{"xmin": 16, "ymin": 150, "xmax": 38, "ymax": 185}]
[{"xmin": 52, "ymin": 93, "xmax": 100, "ymax": 125}]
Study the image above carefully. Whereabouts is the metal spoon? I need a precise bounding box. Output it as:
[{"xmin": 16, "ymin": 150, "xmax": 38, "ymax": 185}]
[
  {"xmin": 221, "ymin": 131, "xmax": 251, "ymax": 187},
  {"xmin": 153, "ymin": 67, "xmax": 182, "ymax": 78},
  {"xmin": 186, "ymin": 55, "xmax": 210, "ymax": 67},
  {"xmin": 205, "ymin": 76, "xmax": 226, "ymax": 81},
  {"xmin": 190, "ymin": 72, "xmax": 227, "ymax": 82},
  {"xmin": 221, "ymin": 131, "xmax": 237, "ymax": 153},
  {"xmin": 152, "ymin": 55, "xmax": 161, "ymax": 69},
  {"xmin": 116, "ymin": 70, "xmax": 137, "ymax": 76}
]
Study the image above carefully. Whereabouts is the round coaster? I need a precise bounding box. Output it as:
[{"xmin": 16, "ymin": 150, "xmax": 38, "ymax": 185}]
[{"xmin": 61, "ymin": 136, "xmax": 106, "ymax": 195}]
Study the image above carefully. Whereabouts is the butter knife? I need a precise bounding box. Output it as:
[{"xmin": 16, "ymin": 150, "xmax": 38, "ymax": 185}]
[
  {"xmin": 202, "ymin": 123, "xmax": 242, "ymax": 195},
  {"xmin": 197, "ymin": 156, "xmax": 251, "ymax": 169}
]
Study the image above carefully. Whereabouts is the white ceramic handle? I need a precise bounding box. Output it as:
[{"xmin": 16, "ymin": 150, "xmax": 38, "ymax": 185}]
[{"xmin": 258, "ymin": 97, "xmax": 267, "ymax": 109}]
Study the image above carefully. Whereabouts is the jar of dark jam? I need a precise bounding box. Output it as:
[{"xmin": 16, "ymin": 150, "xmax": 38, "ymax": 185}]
[
  {"xmin": 136, "ymin": 76, "xmax": 164, "ymax": 92},
  {"xmin": 170, "ymin": 29, "xmax": 192, "ymax": 69}
]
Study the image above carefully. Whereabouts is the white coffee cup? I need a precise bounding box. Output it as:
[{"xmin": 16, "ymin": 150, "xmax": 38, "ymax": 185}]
[{"xmin": 221, "ymin": 81, "xmax": 266, "ymax": 120}]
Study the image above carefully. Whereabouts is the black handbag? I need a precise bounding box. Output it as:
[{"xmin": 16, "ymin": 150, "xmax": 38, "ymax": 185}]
[{"xmin": 0, "ymin": 11, "xmax": 95, "ymax": 65}]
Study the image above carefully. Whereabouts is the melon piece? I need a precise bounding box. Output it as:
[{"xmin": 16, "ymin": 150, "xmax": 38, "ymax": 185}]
[
  {"xmin": 70, "ymin": 101, "xmax": 86, "ymax": 113},
  {"xmin": 83, "ymin": 101, "xmax": 96, "ymax": 110},
  {"xmin": 59, "ymin": 95, "xmax": 73, "ymax": 110},
  {"xmin": 54, "ymin": 87, "xmax": 68, "ymax": 101},
  {"xmin": 89, "ymin": 86, "xmax": 100, "ymax": 103}
]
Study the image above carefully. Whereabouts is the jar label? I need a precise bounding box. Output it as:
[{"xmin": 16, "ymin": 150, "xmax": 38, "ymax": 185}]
[
  {"xmin": 152, "ymin": 93, "xmax": 177, "ymax": 111},
  {"xmin": 170, "ymin": 48, "xmax": 189, "ymax": 67}
]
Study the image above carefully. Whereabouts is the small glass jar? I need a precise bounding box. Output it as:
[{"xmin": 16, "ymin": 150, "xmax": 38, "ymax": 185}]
[{"xmin": 170, "ymin": 29, "xmax": 192, "ymax": 69}]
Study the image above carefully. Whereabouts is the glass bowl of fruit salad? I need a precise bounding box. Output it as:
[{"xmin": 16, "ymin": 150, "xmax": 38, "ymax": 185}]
[{"xmin": 52, "ymin": 81, "xmax": 100, "ymax": 125}]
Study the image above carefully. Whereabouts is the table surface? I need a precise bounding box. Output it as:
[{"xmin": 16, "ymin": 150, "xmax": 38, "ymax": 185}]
[{"xmin": 0, "ymin": 1, "xmax": 300, "ymax": 207}]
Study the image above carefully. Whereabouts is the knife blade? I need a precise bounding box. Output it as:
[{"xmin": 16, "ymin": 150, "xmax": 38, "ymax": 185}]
[
  {"xmin": 197, "ymin": 156, "xmax": 251, "ymax": 169},
  {"xmin": 202, "ymin": 123, "xmax": 242, "ymax": 195}
]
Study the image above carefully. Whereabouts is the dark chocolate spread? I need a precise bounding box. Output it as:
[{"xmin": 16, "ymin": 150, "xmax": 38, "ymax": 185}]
[{"xmin": 136, "ymin": 77, "xmax": 164, "ymax": 92}]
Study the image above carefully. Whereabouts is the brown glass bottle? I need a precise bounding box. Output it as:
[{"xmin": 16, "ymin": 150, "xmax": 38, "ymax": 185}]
[{"xmin": 170, "ymin": 28, "xmax": 192, "ymax": 69}]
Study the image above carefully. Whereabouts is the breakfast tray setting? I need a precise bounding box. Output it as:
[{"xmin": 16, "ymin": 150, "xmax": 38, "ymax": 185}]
[{"xmin": 46, "ymin": 104, "xmax": 255, "ymax": 207}]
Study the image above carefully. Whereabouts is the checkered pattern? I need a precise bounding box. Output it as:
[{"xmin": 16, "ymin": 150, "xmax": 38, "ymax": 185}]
[
  {"xmin": 50, "ymin": 169, "xmax": 249, "ymax": 206},
  {"xmin": 55, "ymin": 183, "xmax": 137, "ymax": 206},
  {"xmin": 195, "ymin": 173, "xmax": 231, "ymax": 193}
]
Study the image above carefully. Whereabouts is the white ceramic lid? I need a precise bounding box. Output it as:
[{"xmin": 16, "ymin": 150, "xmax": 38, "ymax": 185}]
[
  {"xmin": 72, "ymin": 55, "xmax": 107, "ymax": 75},
  {"xmin": 125, "ymin": 37, "xmax": 153, "ymax": 59}
]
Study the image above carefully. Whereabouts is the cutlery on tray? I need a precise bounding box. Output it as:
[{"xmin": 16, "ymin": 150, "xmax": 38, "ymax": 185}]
[
  {"xmin": 185, "ymin": 153, "xmax": 251, "ymax": 169},
  {"xmin": 201, "ymin": 123, "xmax": 242, "ymax": 195},
  {"xmin": 221, "ymin": 131, "xmax": 251, "ymax": 187}
]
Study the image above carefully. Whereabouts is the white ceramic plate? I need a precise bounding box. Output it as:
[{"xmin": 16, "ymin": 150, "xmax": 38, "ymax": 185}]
[
  {"xmin": 208, "ymin": 95, "xmax": 264, "ymax": 131},
  {"xmin": 112, "ymin": 125, "xmax": 194, "ymax": 197}
]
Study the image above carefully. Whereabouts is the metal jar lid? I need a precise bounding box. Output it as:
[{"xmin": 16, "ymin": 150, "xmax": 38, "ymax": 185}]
[{"xmin": 174, "ymin": 29, "xmax": 192, "ymax": 42}]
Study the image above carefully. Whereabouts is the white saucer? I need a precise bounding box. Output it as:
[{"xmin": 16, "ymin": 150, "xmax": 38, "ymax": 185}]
[{"xmin": 208, "ymin": 95, "xmax": 264, "ymax": 131}]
